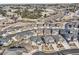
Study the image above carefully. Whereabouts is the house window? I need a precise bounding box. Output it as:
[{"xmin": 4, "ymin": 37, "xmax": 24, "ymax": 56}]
[
  {"xmin": 68, "ymin": 31, "xmax": 70, "ymax": 34},
  {"xmin": 69, "ymin": 25, "xmax": 72, "ymax": 28},
  {"xmin": 77, "ymin": 25, "xmax": 79, "ymax": 28},
  {"xmin": 78, "ymin": 32, "xmax": 79, "ymax": 35}
]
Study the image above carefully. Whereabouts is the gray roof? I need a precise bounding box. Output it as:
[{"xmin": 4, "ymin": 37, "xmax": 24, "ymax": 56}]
[
  {"xmin": 52, "ymin": 35, "xmax": 61, "ymax": 43},
  {"xmin": 5, "ymin": 30, "xmax": 34, "ymax": 39},
  {"xmin": 43, "ymin": 35, "xmax": 55, "ymax": 43},
  {"xmin": 30, "ymin": 36, "xmax": 43, "ymax": 44},
  {"xmin": 0, "ymin": 38, "xmax": 9, "ymax": 42}
]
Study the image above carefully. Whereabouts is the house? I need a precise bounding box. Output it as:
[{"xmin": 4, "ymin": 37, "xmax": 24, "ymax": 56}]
[
  {"xmin": 43, "ymin": 35, "xmax": 55, "ymax": 44},
  {"xmin": 0, "ymin": 38, "xmax": 8, "ymax": 46},
  {"xmin": 30, "ymin": 36, "xmax": 43, "ymax": 45}
]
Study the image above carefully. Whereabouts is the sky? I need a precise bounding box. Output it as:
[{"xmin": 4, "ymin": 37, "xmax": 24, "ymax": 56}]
[{"xmin": 0, "ymin": 0, "xmax": 79, "ymax": 4}]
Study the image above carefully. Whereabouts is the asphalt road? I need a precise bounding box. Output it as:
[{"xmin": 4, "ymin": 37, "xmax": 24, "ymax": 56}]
[{"xmin": 33, "ymin": 49, "xmax": 79, "ymax": 55}]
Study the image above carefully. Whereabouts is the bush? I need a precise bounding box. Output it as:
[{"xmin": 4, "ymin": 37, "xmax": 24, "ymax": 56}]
[{"xmin": 21, "ymin": 8, "xmax": 42, "ymax": 19}]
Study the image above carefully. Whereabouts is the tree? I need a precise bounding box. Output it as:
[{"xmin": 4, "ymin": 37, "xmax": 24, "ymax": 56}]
[
  {"xmin": 14, "ymin": 9, "xmax": 21, "ymax": 15},
  {"xmin": 44, "ymin": 14, "xmax": 47, "ymax": 18},
  {"xmin": 0, "ymin": 9, "xmax": 6, "ymax": 16},
  {"xmin": 21, "ymin": 8, "xmax": 42, "ymax": 19}
]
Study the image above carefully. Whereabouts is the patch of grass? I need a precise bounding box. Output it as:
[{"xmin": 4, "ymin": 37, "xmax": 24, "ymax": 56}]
[{"xmin": 0, "ymin": 36, "xmax": 3, "ymax": 38}]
